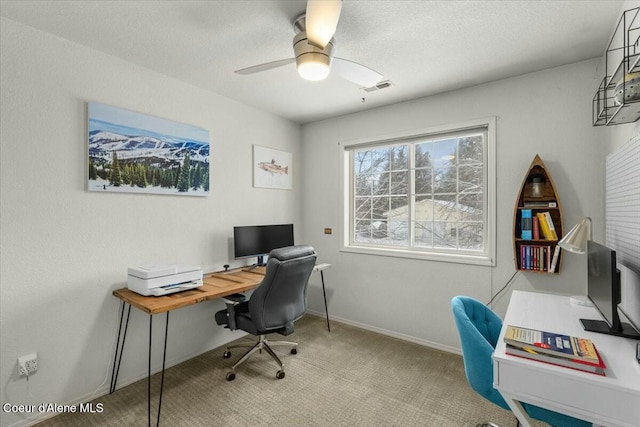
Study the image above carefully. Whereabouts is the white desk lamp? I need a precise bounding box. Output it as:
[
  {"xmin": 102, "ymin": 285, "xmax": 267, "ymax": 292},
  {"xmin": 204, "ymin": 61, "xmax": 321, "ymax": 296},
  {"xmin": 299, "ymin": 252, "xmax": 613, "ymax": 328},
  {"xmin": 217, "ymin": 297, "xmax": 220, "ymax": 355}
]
[
  {"xmin": 558, "ymin": 217, "xmax": 593, "ymax": 306},
  {"xmin": 558, "ymin": 217, "xmax": 592, "ymax": 254}
]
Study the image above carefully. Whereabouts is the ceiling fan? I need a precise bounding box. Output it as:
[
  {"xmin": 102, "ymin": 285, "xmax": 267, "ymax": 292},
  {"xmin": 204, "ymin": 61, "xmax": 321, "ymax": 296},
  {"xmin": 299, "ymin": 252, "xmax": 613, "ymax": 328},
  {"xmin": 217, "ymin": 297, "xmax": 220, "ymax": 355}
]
[{"xmin": 234, "ymin": 0, "xmax": 384, "ymax": 88}]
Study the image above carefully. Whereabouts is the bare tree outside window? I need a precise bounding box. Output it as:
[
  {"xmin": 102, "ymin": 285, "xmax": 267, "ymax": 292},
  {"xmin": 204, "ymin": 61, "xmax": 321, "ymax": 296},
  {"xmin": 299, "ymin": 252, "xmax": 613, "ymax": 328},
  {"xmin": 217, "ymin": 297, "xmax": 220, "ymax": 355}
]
[{"xmin": 350, "ymin": 128, "xmax": 488, "ymax": 258}]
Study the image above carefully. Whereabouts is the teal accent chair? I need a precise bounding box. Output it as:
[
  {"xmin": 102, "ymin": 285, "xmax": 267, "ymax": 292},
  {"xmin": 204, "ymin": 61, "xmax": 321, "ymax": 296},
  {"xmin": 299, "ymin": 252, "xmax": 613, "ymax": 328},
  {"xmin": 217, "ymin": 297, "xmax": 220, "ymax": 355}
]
[{"xmin": 451, "ymin": 296, "xmax": 591, "ymax": 427}]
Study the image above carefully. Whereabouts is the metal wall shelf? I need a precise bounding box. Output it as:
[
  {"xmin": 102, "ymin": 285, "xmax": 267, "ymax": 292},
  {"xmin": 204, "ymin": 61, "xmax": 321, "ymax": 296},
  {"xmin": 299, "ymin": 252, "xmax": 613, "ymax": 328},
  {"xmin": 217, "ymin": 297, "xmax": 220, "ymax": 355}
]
[{"xmin": 593, "ymin": 7, "xmax": 640, "ymax": 126}]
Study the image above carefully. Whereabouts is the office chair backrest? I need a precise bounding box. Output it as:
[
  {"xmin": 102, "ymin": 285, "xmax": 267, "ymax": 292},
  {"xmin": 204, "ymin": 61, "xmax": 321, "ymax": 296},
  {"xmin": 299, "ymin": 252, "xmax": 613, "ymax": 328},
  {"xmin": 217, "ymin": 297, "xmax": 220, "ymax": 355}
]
[
  {"xmin": 451, "ymin": 296, "xmax": 509, "ymax": 410},
  {"xmin": 249, "ymin": 245, "xmax": 317, "ymax": 333}
]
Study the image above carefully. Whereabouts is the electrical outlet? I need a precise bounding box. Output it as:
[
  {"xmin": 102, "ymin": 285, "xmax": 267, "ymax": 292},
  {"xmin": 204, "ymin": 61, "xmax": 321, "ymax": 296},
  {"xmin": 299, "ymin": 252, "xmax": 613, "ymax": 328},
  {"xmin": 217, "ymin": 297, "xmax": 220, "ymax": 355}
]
[{"xmin": 17, "ymin": 353, "xmax": 37, "ymax": 376}]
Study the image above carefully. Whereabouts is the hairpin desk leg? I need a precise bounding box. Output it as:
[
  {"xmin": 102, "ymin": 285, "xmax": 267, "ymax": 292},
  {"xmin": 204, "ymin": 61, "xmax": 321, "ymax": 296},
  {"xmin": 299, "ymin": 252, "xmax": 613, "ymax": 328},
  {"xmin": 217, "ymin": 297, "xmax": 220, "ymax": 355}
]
[
  {"xmin": 320, "ymin": 271, "xmax": 330, "ymax": 332},
  {"xmin": 110, "ymin": 302, "xmax": 131, "ymax": 394},
  {"xmin": 148, "ymin": 312, "xmax": 170, "ymax": 427},
  {"xmin": 148, "ymin": 315, "xmax": 152, "ymax": 427},
  {"xmin": 156, "ymin": 312, "xmax": 169, "ymax": 426}
]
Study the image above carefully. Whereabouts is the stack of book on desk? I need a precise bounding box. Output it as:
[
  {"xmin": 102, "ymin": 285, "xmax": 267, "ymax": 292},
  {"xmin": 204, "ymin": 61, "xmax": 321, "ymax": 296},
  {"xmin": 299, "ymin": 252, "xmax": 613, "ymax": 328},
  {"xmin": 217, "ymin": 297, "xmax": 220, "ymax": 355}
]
[{"xmin": 504, "ymin": 325, "xmax": 606, "ymax": 375}]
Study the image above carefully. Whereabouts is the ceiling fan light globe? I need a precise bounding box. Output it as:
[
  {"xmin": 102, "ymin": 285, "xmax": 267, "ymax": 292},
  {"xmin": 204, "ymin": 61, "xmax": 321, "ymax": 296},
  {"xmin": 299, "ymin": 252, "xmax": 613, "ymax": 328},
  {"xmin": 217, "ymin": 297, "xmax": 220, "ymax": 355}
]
[
  {"xmin": 297, "ymin": 54, "xmax": 331, "ymax": 81},
  {"xmin": 298, "ymin": 62, "xmax": 330, "ymax": 81}
]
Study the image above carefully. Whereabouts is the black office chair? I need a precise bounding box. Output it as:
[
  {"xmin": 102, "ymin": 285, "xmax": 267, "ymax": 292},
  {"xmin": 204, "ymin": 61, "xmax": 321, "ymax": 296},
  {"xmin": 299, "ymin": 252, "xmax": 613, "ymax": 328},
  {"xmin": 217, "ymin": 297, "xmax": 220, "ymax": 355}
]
[{"xmin": 215, "ymin": 245, "xmax": 316, "ymax": 381}]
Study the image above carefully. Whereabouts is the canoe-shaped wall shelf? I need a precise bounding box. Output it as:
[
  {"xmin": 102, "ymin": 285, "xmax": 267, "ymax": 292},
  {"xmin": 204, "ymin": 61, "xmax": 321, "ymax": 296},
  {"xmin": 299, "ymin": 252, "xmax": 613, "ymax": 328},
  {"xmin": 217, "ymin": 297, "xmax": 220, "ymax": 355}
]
[{"xmin": 513, "ymin": 154, "xmax": 564, "ymax": 274}]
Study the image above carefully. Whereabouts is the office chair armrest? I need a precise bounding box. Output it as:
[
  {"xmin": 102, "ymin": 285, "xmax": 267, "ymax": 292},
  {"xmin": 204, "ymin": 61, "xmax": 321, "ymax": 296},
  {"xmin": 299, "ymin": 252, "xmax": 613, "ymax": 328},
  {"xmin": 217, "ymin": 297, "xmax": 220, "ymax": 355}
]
[
  {"xmin": 222, "ymin": 293, "xmax": 246, "ymax": 304},
  {"xmin": 222, "ymin": 293, "xmax": 246, "ymax": 330}
]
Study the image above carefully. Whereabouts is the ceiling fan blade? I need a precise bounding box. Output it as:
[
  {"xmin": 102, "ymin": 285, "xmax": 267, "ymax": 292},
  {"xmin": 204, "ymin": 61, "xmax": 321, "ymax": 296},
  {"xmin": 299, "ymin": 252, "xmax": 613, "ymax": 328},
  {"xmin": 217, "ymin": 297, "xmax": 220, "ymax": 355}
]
[
  {"xmin": 332, "ymin": 57, "xmax": 384, "ymax": 88},
  {"xmin": 305, "ymin": 0, "xmax": 342, "ymax": 48},
  {"xmin": 235, "ymin": 58, "xmax": 295, "ymax": 75}
]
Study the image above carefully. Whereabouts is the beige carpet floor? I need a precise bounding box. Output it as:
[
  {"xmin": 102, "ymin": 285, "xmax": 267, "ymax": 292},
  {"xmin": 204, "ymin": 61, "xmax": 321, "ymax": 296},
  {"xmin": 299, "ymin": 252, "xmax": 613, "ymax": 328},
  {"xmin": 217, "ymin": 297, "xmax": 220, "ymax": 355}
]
[{"xmin": 36, "ymin": 315, "xmax": 536, "ymax": 427}]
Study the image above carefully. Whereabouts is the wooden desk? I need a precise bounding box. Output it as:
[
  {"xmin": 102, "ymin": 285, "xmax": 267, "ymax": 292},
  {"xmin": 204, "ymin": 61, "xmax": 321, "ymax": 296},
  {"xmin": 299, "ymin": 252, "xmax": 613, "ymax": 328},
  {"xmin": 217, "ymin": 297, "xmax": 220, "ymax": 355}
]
[
  {"xmin": 112, "ymin": 268, "xmax": 265, "ymax": 314},
  {"xmin": 110, "ymin": 267, "xmax": 264, "ymax": 426},
  {"xmin": 493, "ymin": 291, "xmax": 640, "ymax": 427}
]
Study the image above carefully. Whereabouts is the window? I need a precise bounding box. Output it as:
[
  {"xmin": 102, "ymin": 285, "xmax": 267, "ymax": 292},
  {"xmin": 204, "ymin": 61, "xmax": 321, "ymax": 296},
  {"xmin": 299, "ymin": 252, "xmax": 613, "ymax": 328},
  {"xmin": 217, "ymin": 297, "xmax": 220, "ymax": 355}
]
[{"xmin": 342, "ymin": 118, "xmax": 496, "ymax": 265}]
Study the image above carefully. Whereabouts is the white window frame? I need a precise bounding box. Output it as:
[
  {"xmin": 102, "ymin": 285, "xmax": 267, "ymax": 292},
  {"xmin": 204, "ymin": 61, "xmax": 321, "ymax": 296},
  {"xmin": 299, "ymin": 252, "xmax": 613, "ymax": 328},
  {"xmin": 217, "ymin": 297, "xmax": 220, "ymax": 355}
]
[{"xmin": 340, "ymin": 117, "xmax": 496, "ymax": 266}]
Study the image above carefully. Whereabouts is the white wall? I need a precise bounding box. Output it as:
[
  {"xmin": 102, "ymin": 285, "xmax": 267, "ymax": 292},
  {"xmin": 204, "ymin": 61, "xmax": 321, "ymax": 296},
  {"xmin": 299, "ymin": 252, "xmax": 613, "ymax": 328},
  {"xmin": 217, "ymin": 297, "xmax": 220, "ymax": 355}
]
[
  {"xmin": 603, "ymin": 102, "xmax": 640, "ymax": 333},
  {"xmin": 301, "ymin": 59, "xmax": 605, "ymax": 352},
  {"xmin": 605, "ymin": 122, "xmax": 639, "ymax": 154},
  {"xmin": 599, "ymin": 0, "xmax": 640, "ymax": 330},
  {"xmin": 0, "ymin": 18, "xmax": 301, "ymax": 427}
]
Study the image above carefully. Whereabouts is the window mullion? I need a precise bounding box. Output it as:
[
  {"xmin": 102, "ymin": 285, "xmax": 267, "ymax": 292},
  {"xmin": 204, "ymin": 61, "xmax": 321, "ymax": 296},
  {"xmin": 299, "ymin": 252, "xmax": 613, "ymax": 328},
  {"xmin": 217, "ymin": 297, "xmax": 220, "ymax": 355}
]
[
  {"xmin": 350, "ymin": 152, "xmax": 355, "ymax": 245},
  {"xmin": 455, "ymin": 143, "xmax": 460, "ymax": 249},
  {"xmin": 409, "ymin": 143, "xmax": 416, "ymax": 249}
]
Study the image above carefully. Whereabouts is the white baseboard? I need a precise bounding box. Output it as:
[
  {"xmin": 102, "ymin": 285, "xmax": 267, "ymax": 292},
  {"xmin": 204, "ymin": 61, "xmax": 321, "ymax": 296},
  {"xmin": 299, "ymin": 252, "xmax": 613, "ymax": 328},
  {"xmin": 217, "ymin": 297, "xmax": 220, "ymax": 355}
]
[{"xmin": 306, "ymin": 310, "xmax": 461, "ymax": 356}]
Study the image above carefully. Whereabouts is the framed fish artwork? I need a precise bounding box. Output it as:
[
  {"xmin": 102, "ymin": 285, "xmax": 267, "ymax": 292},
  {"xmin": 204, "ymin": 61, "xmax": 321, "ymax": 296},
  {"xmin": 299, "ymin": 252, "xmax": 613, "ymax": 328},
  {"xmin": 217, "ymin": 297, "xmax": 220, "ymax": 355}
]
[{"xmin": 253, "ymin": 145, "xmax": 292, "ymax": 190}]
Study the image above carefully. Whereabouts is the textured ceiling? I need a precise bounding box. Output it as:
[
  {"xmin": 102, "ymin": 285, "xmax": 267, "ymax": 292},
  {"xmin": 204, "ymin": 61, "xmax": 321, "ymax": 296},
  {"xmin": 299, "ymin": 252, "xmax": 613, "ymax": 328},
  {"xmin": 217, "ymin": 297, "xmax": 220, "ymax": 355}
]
[{"xmin": 0, "ymin": 0, "xmax": 624, "ymax": 123}]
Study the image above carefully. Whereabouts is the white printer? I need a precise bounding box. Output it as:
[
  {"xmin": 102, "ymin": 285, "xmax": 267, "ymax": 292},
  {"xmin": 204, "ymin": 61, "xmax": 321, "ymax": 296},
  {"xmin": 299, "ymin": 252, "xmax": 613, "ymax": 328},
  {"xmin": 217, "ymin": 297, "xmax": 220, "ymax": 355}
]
[{"xmin": 127, "ymin": 264, "xmax": 203, "ymax": 296}]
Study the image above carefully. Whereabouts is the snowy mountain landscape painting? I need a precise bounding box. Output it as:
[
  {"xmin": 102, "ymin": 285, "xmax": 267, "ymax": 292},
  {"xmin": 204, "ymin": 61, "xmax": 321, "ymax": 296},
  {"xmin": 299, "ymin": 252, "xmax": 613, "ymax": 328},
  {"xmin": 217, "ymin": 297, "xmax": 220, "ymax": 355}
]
[{"xmin": 88, "ymin": 102, "xmax": 210, "ymax": 196}]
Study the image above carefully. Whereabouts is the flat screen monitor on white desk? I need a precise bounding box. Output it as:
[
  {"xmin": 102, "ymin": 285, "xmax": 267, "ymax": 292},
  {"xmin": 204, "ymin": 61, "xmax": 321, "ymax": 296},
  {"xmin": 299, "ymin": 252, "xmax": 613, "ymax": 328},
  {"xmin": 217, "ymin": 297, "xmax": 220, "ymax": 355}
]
[{"xmin": 581, "ymin": 240, "xmax": 640, "ymax": 339}]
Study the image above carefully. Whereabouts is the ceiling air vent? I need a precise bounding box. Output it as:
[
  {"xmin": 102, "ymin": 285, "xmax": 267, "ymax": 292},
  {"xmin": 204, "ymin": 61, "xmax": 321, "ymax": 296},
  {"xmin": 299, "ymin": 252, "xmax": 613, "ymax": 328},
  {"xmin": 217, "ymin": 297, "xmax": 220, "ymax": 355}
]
[{"xmin": 362, "ymin": 80, "xmax": 392, "ymax": 92}]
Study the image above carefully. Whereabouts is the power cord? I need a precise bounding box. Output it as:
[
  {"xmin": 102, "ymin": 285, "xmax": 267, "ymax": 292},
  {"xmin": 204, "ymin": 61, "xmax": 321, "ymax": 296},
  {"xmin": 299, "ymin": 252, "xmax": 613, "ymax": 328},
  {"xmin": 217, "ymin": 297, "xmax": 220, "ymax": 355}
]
[
  {"xmin": 486, "ymin": 270, "xmax": 519, "ymax": 307},
  {"xmin": 87, "ymin": 301, "xmax": 121, "ymax": 401},
  {"xmin": 18, "ymin": 359, "xmax": 35, "ymax": 399}
]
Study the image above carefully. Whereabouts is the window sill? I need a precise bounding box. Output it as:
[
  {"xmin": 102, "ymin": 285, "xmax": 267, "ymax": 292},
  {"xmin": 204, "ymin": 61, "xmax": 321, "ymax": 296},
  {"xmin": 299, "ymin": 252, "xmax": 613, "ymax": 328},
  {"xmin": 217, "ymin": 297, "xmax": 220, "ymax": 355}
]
[{"xmin": 340, "ymin": 244, "xmax": 494, "ymax": 266}]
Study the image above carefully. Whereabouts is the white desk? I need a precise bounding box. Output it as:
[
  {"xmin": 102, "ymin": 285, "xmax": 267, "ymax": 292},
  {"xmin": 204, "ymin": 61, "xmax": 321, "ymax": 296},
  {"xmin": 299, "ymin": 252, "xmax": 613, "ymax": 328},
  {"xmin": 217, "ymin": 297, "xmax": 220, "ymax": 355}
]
[{"xmin": 493, "ymin": 291, "xmax": 640, "ymax": 427}]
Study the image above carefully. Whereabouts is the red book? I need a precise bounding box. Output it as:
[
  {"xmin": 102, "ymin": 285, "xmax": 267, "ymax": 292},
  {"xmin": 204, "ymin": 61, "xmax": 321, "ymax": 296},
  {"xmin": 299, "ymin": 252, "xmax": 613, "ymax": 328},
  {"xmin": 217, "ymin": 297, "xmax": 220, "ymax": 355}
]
[{"xmin": 506, "ymin": 344, "xmax": 606, "ymax": 375}]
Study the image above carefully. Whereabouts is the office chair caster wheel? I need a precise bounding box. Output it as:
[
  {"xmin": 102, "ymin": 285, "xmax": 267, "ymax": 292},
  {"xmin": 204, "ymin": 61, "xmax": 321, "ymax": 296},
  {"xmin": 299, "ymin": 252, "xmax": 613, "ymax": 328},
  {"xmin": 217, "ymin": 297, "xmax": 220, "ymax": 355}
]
[
  {"xmin": 226, "ymin": 371, "xmax": 236, "ymax": 381},
  {"xmin": 276, "ymin": 370, "xmax": 285, "ymax": 379},
  {"xmin": 223, "ymin": 351, "xmax": 231, "ymax": 358},
  {"xmin": 291, "ymin": 348, "xmax": 297, "ymax": 355}
]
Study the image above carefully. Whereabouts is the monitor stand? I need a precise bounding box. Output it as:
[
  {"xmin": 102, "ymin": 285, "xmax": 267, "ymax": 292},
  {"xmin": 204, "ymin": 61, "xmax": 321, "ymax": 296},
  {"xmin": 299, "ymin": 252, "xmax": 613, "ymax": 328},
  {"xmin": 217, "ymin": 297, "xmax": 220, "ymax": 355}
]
[
  {"xmin": 245, "ymin": 256, "xmax": 266, "ymax": 271},
  {"xmin": 580, "ymin": 318, "xmax": 640, "ymax": 339}
]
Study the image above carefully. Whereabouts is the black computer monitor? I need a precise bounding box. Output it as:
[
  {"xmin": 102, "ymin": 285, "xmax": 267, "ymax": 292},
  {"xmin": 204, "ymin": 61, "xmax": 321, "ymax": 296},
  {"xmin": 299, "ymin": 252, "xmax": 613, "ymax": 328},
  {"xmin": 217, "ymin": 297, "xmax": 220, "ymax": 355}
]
[
  {"xmin": 233, "ymin": 224, "xmax": 294, "ymax": 266},
  {"xmin": 580, "ymin": 240, "xmax": 640, "ymax": 339}
]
